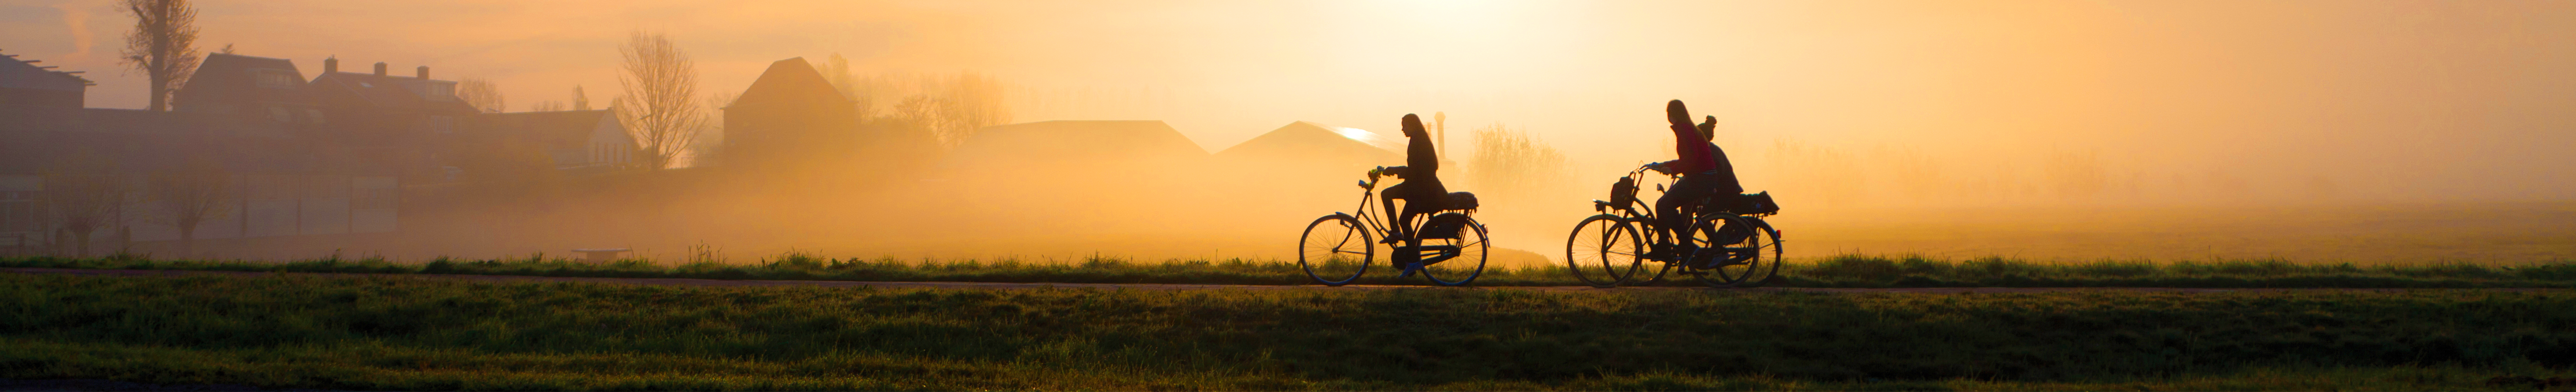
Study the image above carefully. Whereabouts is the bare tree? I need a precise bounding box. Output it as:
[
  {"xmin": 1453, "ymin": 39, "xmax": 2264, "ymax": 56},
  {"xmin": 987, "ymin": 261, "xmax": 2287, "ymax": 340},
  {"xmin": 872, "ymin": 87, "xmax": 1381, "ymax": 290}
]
[
  {"xmin": 456, "ymin": 77, "xmax": 506, "ymax": 113},
  {"xmin": 933, "ymin": 72, "xmax": 1009, "ymax": 148},
  {"xmin": 1466, "ymin": 122, "xmax": 1569, "ymax": 202},
  {"xmin": 120, "ymin": 0, "xmax": 200, "ymax": 112},
  {"xmin": 821, "ymin": 53, "xmax": 872, "ymax": 119},
  {"xmin": 894, "ymin": 94, "xmax": 945, "ymax": 130},
  {"xmin": 571, "ymin": 85, "xmax": 591, "ymax": 110},
  {"xmin": 42, "ymin": 149, "xmax": 126, "ymax": 256},
  {"xmin": 612, "ymin": 30, "xmax": 705, "ymax": 170},
  {"xmin": 145, "ymin": 154, "xmax": 233, "ymax": 257},
  {"xmin": 527, "ymin": 101, "xmax": 566, "ymax": 111}
]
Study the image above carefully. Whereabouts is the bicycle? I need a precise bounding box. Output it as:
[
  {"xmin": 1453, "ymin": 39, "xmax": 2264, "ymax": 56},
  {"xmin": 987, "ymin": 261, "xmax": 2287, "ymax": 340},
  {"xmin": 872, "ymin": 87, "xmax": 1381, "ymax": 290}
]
[
  {"xmin": 1297, "ymin": 168, "xmax": 1490, "ymax": 287},
  {"xmin": 1563, "ymin": 163, "xmax": 1783, "ymax": 287}
]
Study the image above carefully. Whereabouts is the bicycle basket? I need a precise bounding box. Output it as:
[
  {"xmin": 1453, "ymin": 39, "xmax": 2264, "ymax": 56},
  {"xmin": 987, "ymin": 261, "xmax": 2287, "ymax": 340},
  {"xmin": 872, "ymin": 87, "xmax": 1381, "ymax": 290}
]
[{"xmin": 1609, "ymin": 177, "xmax": 1638, "ymax": 207}]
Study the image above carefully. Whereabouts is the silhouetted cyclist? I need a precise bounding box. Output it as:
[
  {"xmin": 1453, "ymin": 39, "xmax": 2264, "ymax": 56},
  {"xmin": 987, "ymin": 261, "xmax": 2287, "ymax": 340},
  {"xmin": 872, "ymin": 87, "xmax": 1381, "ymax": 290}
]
[
  {"xmin": 1644, "ymin": 100, "xmax": 1745, "ymax": 261},
  {"xmin": 1373, "ymin": 114, "xmax": 1445, "ymax": 247}
]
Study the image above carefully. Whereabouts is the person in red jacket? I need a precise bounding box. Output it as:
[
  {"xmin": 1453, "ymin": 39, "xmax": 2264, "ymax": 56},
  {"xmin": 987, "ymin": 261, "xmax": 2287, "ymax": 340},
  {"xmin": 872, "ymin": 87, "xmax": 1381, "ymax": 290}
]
[
  {"xmin": 1372, "ymin": 114, "xmax": 1445, "ymax": 246},
  {"xmin": 1644, "ymin": 100, "xmax": 1744, "ymax": 261}
]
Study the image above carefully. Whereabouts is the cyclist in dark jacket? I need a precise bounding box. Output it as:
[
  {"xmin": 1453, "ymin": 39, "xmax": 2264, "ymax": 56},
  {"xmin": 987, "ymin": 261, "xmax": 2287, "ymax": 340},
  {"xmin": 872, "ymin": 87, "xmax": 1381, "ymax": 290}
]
[
  {"xmin": 1646, "ymin": 100, "xmax": 1744, "ymax": 259},
  {"xmin": 1373, "ymin": 114, "xmax": 1446, "ymax": 245}
]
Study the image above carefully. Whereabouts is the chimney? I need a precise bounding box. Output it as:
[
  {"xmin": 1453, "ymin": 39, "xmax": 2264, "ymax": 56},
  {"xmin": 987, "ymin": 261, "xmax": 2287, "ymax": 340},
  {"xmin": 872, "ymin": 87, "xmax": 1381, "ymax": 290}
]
[
  {"xmin": 372, "ymin": 62, "xmax": 387, "ymax": 76},
  {"xmin": 323, "ymin": 57, "xmax": 337, "ymax": 73},
  {"xmin": 416, "ymin": 66, "xmax": 429, "ymax": 79}
]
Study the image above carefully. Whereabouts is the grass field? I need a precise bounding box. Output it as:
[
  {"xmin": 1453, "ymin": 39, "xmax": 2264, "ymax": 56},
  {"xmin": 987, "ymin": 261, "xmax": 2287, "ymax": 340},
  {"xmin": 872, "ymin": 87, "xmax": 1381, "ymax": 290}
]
[
  {"xmin": 7, "ymin": 273, "xmax": 2576, "ymax": 391},
  {"xmin": 7, "ymin": 252, "xmax": 2576, "ymax": 288}
]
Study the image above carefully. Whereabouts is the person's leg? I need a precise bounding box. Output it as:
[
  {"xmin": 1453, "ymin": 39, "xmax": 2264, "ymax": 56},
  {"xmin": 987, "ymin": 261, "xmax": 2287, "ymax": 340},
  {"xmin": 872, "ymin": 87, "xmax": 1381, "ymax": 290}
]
[
  {"xmin": 1706, "ymin": 193, "xmax": 1753, "ymax": 244},
  {"xmin": 1381, "ymin": 182, "xmax": 1415, "ymax": 243},
  {"xmin": 1655, "ymin": 176, "xmax": 1712, "ymax": 243}
]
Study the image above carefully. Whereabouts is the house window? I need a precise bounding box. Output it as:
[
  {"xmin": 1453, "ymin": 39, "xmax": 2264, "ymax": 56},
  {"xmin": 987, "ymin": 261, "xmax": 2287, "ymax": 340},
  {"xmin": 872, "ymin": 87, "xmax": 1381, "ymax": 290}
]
[
  {"xmin": 254, "ymin": 70, "xmax": 298, "ymax": 89},
  {"xmin": 425, "ymin": 83, "xmax": 456, "ymax": 101},
  {"xmin": 429, "ymin": 116, "xmax": 454, "ymax": 133},
  {"xmin": 305, "ymin": 176, "xmax": 351, "ymax": 199},
  {"xmin": 268, "ymin": 106, "xmax": 294, "ymax": 122},
  {"xmin": 305, "ymin": 109, "xmax": 326, "ymax": 124}
]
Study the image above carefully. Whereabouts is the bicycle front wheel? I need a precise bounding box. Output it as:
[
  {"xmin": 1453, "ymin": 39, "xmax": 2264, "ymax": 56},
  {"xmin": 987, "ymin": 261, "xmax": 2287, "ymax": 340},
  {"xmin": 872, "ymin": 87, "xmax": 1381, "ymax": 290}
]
[
  {"xmin": 1299, "ymin": 214, "xmax": 1374, "ymax": 286},
  {"xmin": 1420, "ymin": 216, "xmax": 1490, "ymax": 287},
  {"xmin": 1566, "ymin": 214, "xmax": 1645, "ymax": 288}
]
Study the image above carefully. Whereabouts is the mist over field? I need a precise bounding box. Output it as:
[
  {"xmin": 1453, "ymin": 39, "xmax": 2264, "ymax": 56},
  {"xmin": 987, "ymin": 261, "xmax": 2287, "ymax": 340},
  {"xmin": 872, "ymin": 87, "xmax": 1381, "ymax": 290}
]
[{"xmin": 5, "ymin": 0, "xmax": 2573, "ymax": 265}]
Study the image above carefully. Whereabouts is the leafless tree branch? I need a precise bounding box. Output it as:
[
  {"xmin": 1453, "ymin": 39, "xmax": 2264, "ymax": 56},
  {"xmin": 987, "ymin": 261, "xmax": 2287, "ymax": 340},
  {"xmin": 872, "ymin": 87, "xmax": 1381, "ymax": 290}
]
[
  {"xmin": 613, "ymin": 30, "xmax": 705, "ymax": 170},
  {"xmin": 120, "ymin": 0, "xmax": 200, "ymax": 111}
]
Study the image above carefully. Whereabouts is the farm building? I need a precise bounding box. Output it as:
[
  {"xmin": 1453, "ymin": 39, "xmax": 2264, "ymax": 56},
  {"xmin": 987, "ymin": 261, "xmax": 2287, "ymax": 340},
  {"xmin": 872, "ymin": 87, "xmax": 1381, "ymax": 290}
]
[
  {"xmin": 722, "ymin": 57, "xmax": 859, "ymax": 171},
  {"xmin": 0, "ymin": 50, "xmax": 92, "ymax": 107}
]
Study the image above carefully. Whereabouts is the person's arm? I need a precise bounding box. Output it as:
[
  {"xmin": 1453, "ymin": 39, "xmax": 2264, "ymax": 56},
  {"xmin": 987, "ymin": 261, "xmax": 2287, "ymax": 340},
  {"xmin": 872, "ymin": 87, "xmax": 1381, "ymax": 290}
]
[
  {"xmin": 1645, "ymin": 160, "xmax": 1682, "ymax": 175},
  {"xmin": 1372, "ymin": 166, "xmax": 1411, "ymax": 178}
]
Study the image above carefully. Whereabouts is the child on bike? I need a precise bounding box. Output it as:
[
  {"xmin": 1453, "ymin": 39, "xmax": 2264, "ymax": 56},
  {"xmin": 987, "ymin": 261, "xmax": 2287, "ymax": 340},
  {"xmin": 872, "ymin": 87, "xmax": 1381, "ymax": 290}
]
[{"xmin": 1645, "ymin": 100, "xmax": 1747, "ymax": 262}]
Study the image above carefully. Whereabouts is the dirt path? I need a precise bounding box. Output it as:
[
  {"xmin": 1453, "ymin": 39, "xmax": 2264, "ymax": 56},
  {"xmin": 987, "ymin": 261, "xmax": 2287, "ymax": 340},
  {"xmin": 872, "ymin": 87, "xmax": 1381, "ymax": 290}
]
[{"xmin": 1, "ymin": 267, "xmax": 2543, "ymax": 293}]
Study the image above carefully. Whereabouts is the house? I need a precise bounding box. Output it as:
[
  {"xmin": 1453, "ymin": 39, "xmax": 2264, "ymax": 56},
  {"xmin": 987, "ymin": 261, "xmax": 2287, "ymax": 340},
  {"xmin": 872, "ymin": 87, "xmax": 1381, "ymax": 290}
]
[
  {"xmin": 463, "ymin": 109, "xmax": 638, "ymax": 172},
  {"xmin": 173, "ymin": 53, "xmax": 323, "ymax": 127},
  {"xmin": 0, "ymin": 50, "xmax": 91, "ymax": 107},
  {"xmin": 177, "ymin": 54, "xmax": 466, "ymax": 182},
  {"xmin": 301, "ymin": 58, "xmax": 478, "ymax": 181},
  {"xmin": 0, "ymin": 53, "xmax": 404, "ymax": 256},
  {"xmin": 0, "ymin": 105, "xmax": 401, "ymax": 255},
  {"xmin": 722, "ymin": 57, "xmax": 859, "ymax": 171}
]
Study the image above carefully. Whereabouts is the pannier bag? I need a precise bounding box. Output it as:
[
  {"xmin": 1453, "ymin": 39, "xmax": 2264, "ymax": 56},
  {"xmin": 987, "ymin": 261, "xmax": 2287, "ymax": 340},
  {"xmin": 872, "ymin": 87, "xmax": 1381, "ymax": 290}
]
[
  {"xmin": 1442, "ymin": 192, "xmax": 1479, "ymax": 211},
  {"xmin": 1734, "ymin": 191, "xmax": 1781, "ymax": 215},
  {"xmin": 1418, "ymin": 212, "xmax": 1472, "ymax": 240}
]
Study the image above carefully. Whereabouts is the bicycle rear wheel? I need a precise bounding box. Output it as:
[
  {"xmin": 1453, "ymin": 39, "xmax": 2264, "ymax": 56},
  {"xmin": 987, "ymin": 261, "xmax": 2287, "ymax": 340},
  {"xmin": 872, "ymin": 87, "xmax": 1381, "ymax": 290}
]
[
  {"xmin": 1299, "ymin": 214, "xmax": 1374, "ymax": 286},
  {"xmin": 1419, "ymin": 216, "xmax": 1489, "ymax": 287},
  {"xmin": 1565, "ymin": 214, "xmax": 1645, "ymax": 287},
  {"xmin": 1709, "ymin": 217, "xmax": 1784, "ymax": 287}
]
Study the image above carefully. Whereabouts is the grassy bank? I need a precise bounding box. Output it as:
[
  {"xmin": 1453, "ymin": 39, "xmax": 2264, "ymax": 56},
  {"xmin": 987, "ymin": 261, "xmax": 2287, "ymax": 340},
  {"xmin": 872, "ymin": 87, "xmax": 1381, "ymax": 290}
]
[
  {"xmin": 6, "ymin": 273, "xmax": 2576, "ymax": 390},
  {"xmin": 8, "ymin": 253, "xmax": 2576, "ymax": 288}
]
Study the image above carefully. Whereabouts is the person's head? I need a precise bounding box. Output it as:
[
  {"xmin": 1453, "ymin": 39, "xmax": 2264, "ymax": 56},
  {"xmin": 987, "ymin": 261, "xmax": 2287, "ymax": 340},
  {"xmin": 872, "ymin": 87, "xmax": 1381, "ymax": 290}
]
[
  {"xmin": 1697, "ymin": 115, "xmax": 1717, "ymax": 141},
  {"xmin": 1666, "ymin": 99, "xmax": 1692, "ymax": 127},
  {"xmin": 1401, "ymin": 113, "xmax": 1427, "ymax": 138}
]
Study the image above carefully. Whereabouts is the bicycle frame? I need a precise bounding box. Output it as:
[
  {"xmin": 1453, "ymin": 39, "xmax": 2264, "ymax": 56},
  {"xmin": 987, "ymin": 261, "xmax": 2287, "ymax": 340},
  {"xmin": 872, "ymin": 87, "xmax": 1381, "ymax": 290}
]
[
  {"xmin": 1595, "ymin": 166, "xmax": 1766, "ymax": 258},
  {"xmin": 1348, "ymin": 176, "xmax": 1465, "ymax": 266}
]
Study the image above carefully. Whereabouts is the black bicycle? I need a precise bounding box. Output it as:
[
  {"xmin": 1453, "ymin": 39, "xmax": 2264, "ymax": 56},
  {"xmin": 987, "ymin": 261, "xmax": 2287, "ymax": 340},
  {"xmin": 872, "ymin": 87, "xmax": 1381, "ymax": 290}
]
[
  {"xmin": 1564, "ymin": 163, "xmax": 1783, "ymax": 287},
  {"xmin": 1298, "ymin": 169, "xmax": 1490, "ymax": 287}
]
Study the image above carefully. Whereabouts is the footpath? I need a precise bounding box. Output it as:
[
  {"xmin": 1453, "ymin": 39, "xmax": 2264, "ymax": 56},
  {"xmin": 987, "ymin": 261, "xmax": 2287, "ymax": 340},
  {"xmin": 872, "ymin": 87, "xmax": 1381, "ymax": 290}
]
[{"xmin": 4, "ymin": 267, "xmax": 2509, "ymax": 293}]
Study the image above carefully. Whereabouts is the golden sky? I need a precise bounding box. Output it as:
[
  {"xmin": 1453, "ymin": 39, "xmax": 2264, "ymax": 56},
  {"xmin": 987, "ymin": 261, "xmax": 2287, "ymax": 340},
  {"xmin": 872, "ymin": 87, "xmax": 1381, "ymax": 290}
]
[{"xmin": 7, "ymin": 0, "xmax": 2573, "ymax": 200}]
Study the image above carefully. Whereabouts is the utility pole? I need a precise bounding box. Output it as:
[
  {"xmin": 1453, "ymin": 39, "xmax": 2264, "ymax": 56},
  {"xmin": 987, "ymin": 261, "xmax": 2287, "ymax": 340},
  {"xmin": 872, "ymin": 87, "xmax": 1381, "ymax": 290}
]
[{"xmin": 1434, "ymin": 112, "xmax": 1447, "ymax": 157}]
